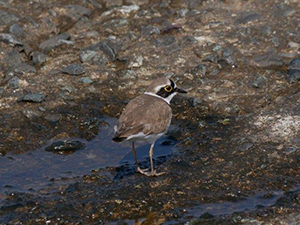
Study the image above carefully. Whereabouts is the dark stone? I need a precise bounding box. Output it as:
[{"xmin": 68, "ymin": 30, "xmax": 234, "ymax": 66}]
[
  {"xmin": 9, "ymin": 24, "xmax": 25, "ymax": 37},
  {"xmin": 223, "ymin": 48, "xmax": 233, "ymax": 57},
  {"xmin": 22, "ymin": 110, "xmax": 42, "ymax": 119},
  {"xmin": 165, "ymin": 43, "xmax": 180, "ymax": 55},
  {"xmin": 271, "ymin": 37, "xmax": 280, "ymax": 47},
  {"xmin": 200, "ymin": 212, "xmax": 214, "ymax": 219},
  {"xmin": 0, "ymin": 33, "xmax": 23, "ymax": 46},
  {"xmin": 252, "ymin": 76, "xmax": 266, "ymax": 88},
  {"xmin": 0, "ymin": 10, "xmax": 19, "ymax": 25},
  {"xmin": 4, "ymin": 49, "xmax": 21, "ymax": 68},
  {"xmin": 88, "ymin": 0, "xmax": 103, "ymax": 9},
  {"xmin": 103, "ymin": 18, "xmax": 129, "ymax": 29},
  {"xmin": 203, "ymin": 54, "xmax": 219, "ymax": 63},
  {"xmin": 141, "ymin": 25, "xmax": 160, "ymax": 35},
  {"xmin": 80, "ymin": 50, "xmax": 108, "ymax": 65},
  {"xmin": 45, "ymin": 140, "xmax": 85, "ymax": 154},
  {"xmin": 31, "ymin": 122, "xmax": 47, "ymax": 131},
  {"xmin": 80, "ymin": 77, "xmax": 93, "ymax": 84},
  {"xmin": 1, "ymin": 203, "xmax": 24, "ymax": 212},
  {"xmin": 64, "ymin": 5, "xmax": 92, "ymax": 21},
  {"xmin": 179, "ymin": 35, "xmax": 197, "ymax": 47},
  {"xmin": 253, "ymin": 53, "xmax": 284, "ymax": 68},
  {"xmin": 261, "ymin": 26, "xmax": 272, "ymax": 36},
  {"xmin": 286, "ymin": 58, "xmax": 300, "ymax": 83},
  {"xmin": 239, "ymin": 142, "xmax": 254, "ymax": 151},
  {"xmin": 62, "ymin": 63, "xmax": 85, "ymax": 76},
  {"xmin": 210, "ymin": 69, "xmax": 220, "ymax": 76},
  {"xmin": 218, "ymin": 55, "xmax": 236, "ymax": 67},
  {"xmin": 284, "ymin": 146, "xmax": 297, "ymax": 154},
  {"xmin": 98, "ymin": 42, "xmax": 115, "ymax": 60},
  {"xmin": 39, "ymin": 33, "xmax": 71, "ymax": 53},
  {"xmin": 105, "ymin": 0, "xmax": 122, "ymax": 8},
  {"xmin": 154, "ymin": 36, "xmax": 176, "ymax": 48},
  {"xmin": 7, "ymin": 76, "xmax": 20, "ymax": 89},
  {"xmin": 14, "ymin": 63, "xmax": 36, "ymax": 74},
  {"xmin": 82, "ymin": 41, "xmax": 116, "ymax": 60},
  {"xmin": 0, "ymin": 87, "xmax": 4, "ymax": 95},
  {"xmin": 31, "ymin": 51, "xmax": 47, "ymax": 65},
  {"xmin": 19, "ymin": 93, "xmax": 46, "ymax": 103},
  {"xmin": 235, "ymin": 13, "xmax": 261, "ymax": 24},
  {"xmin": 190, "ymin": 64, "xmax": 206, "ymax": 77},
  {"xmin": 45, "ymin": 114, "xmax": 62, "ymax": 125}
]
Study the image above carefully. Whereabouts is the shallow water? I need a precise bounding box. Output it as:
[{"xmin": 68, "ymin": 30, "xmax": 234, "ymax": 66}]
[{"xmin": 0, "ymin": 117, "xmax": 176, "ymax": 193}]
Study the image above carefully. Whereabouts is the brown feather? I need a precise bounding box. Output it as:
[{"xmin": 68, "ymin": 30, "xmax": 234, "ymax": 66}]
[{"xmin": 113, "ymin": 94, "xmax": 172, "ymax": 141}]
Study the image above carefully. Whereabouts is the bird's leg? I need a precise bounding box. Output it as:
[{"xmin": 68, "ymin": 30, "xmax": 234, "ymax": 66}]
[
  {"xmin": 132, "ymin": 142, "xmax": 148, "ymax": 173},
  {"xmin": 136, "ymin": 142, "xmax": 165, "ymax": 177},
  {"xmin": 148, "ymin": 142, "xmax": 165, "ymax": 176},
  {"xmin": 149, "ymin": 142, "xmax": 155, "ymax": 173}
]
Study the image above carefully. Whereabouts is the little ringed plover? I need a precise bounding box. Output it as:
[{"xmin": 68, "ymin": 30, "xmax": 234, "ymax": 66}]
[{"xmin": 113, "ymin": 77, "xmax": 187, "ymax": 176}]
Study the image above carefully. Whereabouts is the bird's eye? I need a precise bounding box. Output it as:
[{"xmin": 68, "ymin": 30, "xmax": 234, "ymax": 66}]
[{"xmin": 164, "ymin": 85, "xmax": 173, "ymax": 92}]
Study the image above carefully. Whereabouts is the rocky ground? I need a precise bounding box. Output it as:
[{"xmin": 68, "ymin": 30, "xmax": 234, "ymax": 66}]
[{"xmin": 0, "ymin": 0, "xmax": 299, "ymax": 224}]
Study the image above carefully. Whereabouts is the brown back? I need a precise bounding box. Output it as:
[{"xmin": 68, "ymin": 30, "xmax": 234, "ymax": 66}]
[{"xmin": 114, "ymin": 94, "xmax": 172, "ymax": 140}]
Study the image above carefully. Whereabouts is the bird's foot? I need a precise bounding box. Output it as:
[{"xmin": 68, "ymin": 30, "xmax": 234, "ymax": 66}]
[{"xmin": 137, "ymin": 167, "xmax": 165, "ymax": 176}]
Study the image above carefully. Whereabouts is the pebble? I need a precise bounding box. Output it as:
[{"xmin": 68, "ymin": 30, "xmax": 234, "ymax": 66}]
[
  {"xmin": 271, "ymin": 37, "xmax": 280, "ymax": 47},
  {"xmin": 45, "ymin": 140, "xmax": 85, "ymax": 154},
  {"xmin": 80, "ymin": 77, "xmax": 93, "ymax": 84},
  {"xmin": 22, "ymin": 110, "xmax": 42, "ymax": 119},
  {"xmin": 88, "ymin": 0, "xmax": 102, "ymax": 9},
  {"xmin": 82, "ymin": 41, "xmax": 116, "ymax": 61},
  {"xmin": 80, "ymin": 50, "xmax": 108, "ymax": 65},
  {"xmin": 0, "ymin": 87, "xmax": 4, "ymax": 96},
  {"xmin": 179, "ymin": 9, "xmax": 189, "ymax": 17},
  {"xmin": 179, "ymin": 36, "xmax": 197, "ymax": 47},
  {"xmin": 239, "ymin": 142, "xmax": 254, "ymax": 151},
  {"xmin": 154, "ymin": 36, "xmax": 176, "ymax": 48},
  {"xmin": 129, "ymin": 55, "xmax": 143, "ymax": 68},
  {"xmin": 45, "ymin": 114, "xmax": 62, "ymax": 124},
  {"xmin": 203, "ymin": 54, "xmax": 219, "ymax": 63},
  {"xmin": 123, "ymin": 70, "xmax": 137, "ymax": 79},
  {"xmin": 14, "ymin": 63, "xmax": 36, "ymax": 74},
  {"xmin": 219, "ymin": 55, "xmax": 236, "ymax": 67},
  {"xmin": 141, "ymin": 25, "xmax": 160, "ymax": 35},
  {"xmin": 190, "ymin": 64, "xmax": 206, "ymax": 77},
  {"xmin": 165, "ymin": 43, "xmax": 180, "ymax": 55},
  {"xmin": 288, "ymin": 42, "xmax": 300, "ymax": 49},
  {"xmin": 105, "ymin": 0, "xmax": 122, "ymax": 8},
  {"xmin": 235, "ymin": 13, "xmax": 261, "ymax": 24},
  {"xmin": 7, "ymin": 76, "xmax": 20, "ymax": 89},
  {"xmin": 4, "ymin": 49, "xmax": 21, "ymax": 68},
  {"xmin": 213, "ymin": 45, "xmax": 222, "ymax": 52},
  {"xmin": 9, "ymin": 24, "xmax": 25, "ymax": 37},
  {"xmin": 253, "ymin": 53, "xmax": 284, "ymax": 68},
  {"xmin": 31, "ymin": 51, "xmax": 47, "ymax": 65},
  {"xmin": 61, "ymin": 64, "xmax": 85, "ymax": 76},
  {"xmin": 99, "ymin": 42, "xmax": 115, "ymax": 60},
  {"xmin": 0, "ymin": 33, "xmax": 23, "ymax": 46},
  {"xmin": 0, "ymin": 10, "xmax": 19, "ymax": 25},
  {"xmin": 286, "ymin": 58, "xmax": 300, "ymax": 83},
  {"xmin": 64, "ymin": 5, "xmax": 92, "ymax": 21},
  {"xmin": 39, "ymin": 33, "xmax": 71, "ymax": 53},
  {"xmin": 252, "ymin": 76, "xmax": 266, "ymax": 88},
  {"xmin": 19, "ymin": 93, "xmax": 46, "ymax": 103},
  {"xmin": 103, "ymin": 18, "xmax": 129, "ymax": 29}
]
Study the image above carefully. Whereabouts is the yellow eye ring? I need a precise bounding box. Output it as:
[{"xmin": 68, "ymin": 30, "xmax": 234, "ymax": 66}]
[{"xmin": 164, "ymin": 85, "xmax": 173, "ymax": 92}]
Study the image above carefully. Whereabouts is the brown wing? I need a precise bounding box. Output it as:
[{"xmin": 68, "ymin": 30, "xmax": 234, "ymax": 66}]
[{"xmin": 113, "ymin": 94, "xmax": 172, "ymax": 141}]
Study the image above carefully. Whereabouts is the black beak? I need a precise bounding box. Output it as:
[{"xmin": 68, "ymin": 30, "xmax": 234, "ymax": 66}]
[{"xmin": 176, "ymin": 88, "xmax": 187, "ymax": 94}]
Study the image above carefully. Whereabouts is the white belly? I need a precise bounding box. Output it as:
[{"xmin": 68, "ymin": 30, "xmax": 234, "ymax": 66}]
[{"xmin": 126, "ymin": 132, "xmax": 164, "ymax": 143}]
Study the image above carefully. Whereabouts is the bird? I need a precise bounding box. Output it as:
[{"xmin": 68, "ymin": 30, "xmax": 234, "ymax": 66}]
[{"xmin": 112, "ymin": 77, "xmax": 187, "ymax": 176}]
